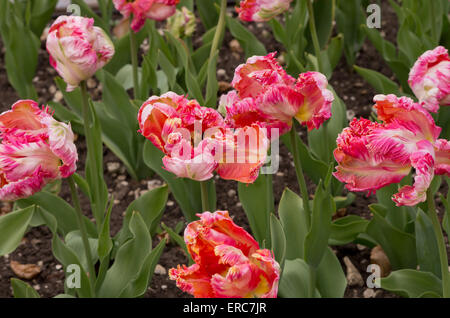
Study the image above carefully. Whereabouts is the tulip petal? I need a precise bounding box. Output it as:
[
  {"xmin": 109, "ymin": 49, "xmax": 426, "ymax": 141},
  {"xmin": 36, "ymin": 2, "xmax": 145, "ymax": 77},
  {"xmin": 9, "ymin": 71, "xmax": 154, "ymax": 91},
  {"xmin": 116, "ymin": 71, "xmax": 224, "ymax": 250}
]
[
  {"xmin": 169, "ymin": 264, "xmax": 215, "ymax": 298},
  {"xmin": 434, "ymin": 139, "xmax": 450, "ymax": 176},
  {"xmin": 374, "ymin": 94, "xmax": 441, "ymax": 142},
  {"xmin": 393, "ymin": 141, "xmax": 435, "ymax": 206},
  {"xmin": 294, "ymin": 72, "xmax": 334, "ymax": 130},
  {"xmin": 333, "ymin": 118, "xmax": 410, "ymax": 194},
  {"xmin": 232, "ymin": 52, "xmax": 295, "ymax": 99}
]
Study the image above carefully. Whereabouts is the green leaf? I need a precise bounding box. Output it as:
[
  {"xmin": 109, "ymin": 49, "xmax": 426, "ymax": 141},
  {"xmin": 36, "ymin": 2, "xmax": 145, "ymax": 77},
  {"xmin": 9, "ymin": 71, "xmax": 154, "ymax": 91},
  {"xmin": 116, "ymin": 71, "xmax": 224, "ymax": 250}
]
[
  {"xmin": 381, "ymin": 269, "xmax": 442, "ymax": 298},
  {"xmin": 376, "ymin": 183, "xmax": 413, "ymax": 232},
  {"xmin": 49, "ymin": 223, "xmax": 93, "ymax": 298},
  {"xmin": 329, "ymin": 215, "xmax": 369, "ymax": 246},
  {"xmin": 98, "ymin": 198, "xmax": 114, "ymax": 260},
  {"xmin": 353, "ymin": 65, "xmax": 402, "ymax": 96},
  {"xmin": 0, "ymin": 206, "xmax": 34, "ymax": 256},
  {"xmin": 307, "ymin": 88, "xmax": 347, "ymax": 165},
  {"xmin": 205, "ymin": 51, "xmax": 219, "ymax": 107},
  {"xmin": 53, "ymin": 294, "xmax": 76, "ymax": 298},
  {"xmin": 316, "ymin": 248, "xmax": 347, "ymax": 298},
  {"xmin": 116, "ymin": 185, "xmax": 168, "ymax": 245},
  {"xmin": 304, "ymin": 182, "xmax": 335, "ymax": 268},
  {"xmin": 226, "ymin": 16, "xmax": 267, "ymax": 57},
  {"xmin": 29, "ymin": 0, "xmax": 57, "ymax": 39},
  {"xmin": 327, "ymin": 34, "xmax": 344, "ymax": 71},
  {"xmin": 278, "ymin": 258, "xmax": 311, "ymax": 298},
  {"xmin": 105, "ymin": 29, "xmax": 146, "ymax": 75},
  {"xmin": 270, "ymin": 214, "xmax": 286, "ymax": 270},
  {"xmin": 366, "ymin": 204, "xmax": 417, "ymax": 270},
  {"xmin": 336, "ymin": 0, "xmax": 366, "ymax": 65},
  {"xmin": 84, "ymin": 100, "xmax": 109, "ymax": 225},
  {"xmin": 437, "ymin": 106, "xmax": 450, "ymax": 140},
  {"xmin": 0, "ymin": 5, "xmax": 39, "ymax": 99},
  {"xmin": 238, "ymin": 174, "xmax": 274, "ymax": 246},
  {"xmin": 196, "ymin": 0, "xmax": 219, "ymax": 30},
  {"xmin": 98, "ymin": 212, "xmax": 152, "ymax": 298},
  {"xmin": 11, "ymin": 279, "xmax": 40, "ymax": 298},
  {"xmin": 64, "ymin": 231, "xmax": 99, "ymax": 273},
  {"xmin": 281, "ymin": 132, "xmax": 329, "ymax": 187},
  {"xmin": 119, "ymin": 240, "xmax": 165, "ymax": 298},
  {"xmin": 16, "ymin": 191, "xmax": 96, "ymax": 238},
  {"xmin": 415, "ymin": 209, "xmax": 441, "ymax": 278},
  {"xmin": 278, "ymin": 189, "xmax": 308, "ymax": 260},
  {"xmin": 310, "ymin": 0, "xmax": 334, "ymax": 49}
]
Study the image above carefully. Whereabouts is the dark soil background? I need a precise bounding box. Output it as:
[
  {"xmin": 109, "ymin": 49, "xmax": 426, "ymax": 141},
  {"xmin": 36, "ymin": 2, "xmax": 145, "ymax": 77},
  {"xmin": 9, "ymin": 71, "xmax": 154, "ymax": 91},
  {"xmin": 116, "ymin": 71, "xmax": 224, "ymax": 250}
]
[{"xmin": 0, "ymin": 1, "xmax": 448, "ymax": 298}]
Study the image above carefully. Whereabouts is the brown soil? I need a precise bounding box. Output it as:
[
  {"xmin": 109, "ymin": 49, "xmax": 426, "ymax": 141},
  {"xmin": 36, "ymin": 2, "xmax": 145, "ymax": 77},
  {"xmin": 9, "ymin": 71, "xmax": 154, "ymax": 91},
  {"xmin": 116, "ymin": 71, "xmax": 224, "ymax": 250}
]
[{"xmin": 0, "ymin": 1, "xmax": 446, "ymax": 299}]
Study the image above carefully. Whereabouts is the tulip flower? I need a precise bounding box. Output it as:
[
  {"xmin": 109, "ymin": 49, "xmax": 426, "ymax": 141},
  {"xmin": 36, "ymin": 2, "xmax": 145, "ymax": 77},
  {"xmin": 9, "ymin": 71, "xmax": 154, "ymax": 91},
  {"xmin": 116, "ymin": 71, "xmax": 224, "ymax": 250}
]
[
  {"xmin": 236, "ymin": 0, "xmax": 293, "ymax": 22},
  {"xmin": 219, "ymin": 91, "xmax": 291, "ymax": 139},
  {"xmin": 166, "ymin": 6, "xmax": 196, "ymax": 38},
  {"xmin": 223, "ymin": 53, "xmax": 334, "ymax": 133},
  {"xmin": 408, "ymin": 46, "xmax": 450, "ymax": 112},
  {"xmin": 333, "ymin": 94, "xmax": 450, "ymax": 206},
  {"xmin": 0, "ymin": 100, "xmax": 78, "ymax": 201},
  {"xmin": 46, "ymin": 16, "xmax": 115, "ymax": 92},
  {"xmin": 169, "ymin": 211, "xmax": 280, "ymax": 298},
  {"xmin": 113, "ymin": 0, "xmax": 179, "ymax": 33},
  {"xmin": 138, "ymin": 92, "xmax": 224, "ymax": 181},
  {"xmin": 138, "ymin": 92, "xmax": 271, "ymax": 183}
]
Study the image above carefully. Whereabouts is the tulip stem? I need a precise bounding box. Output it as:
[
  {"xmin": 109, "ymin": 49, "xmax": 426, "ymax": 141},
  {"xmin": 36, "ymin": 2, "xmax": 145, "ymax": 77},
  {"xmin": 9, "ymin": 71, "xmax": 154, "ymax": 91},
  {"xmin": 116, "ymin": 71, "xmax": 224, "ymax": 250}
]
[
  {"xmin": 68, "ymin": 175, "xmax": 97, "ymax": 296},
  {"xmin": 289, "ymin": 126, "xmax": 312, "ymax": 226},
  {"xmin": 80, "ymin": 81, "xmax": 103, "ymax": 229},
  {"xmin": 307, "ymin": 0, "xmax": 322, "ymax": 73},
  {"xmin": 209, "ymin": 0, "xmax": 227, "ymax": 60},
  {"xmin": 426, "ymin": 188, "xmax": 450, "ymax": 298},
  {"xmin": 200, "ymin": 181, "xmax": 210, "ymax": 212},
  {"xmin": 129, "ymin": 27, "xmax": 140, "ymax": 99}
]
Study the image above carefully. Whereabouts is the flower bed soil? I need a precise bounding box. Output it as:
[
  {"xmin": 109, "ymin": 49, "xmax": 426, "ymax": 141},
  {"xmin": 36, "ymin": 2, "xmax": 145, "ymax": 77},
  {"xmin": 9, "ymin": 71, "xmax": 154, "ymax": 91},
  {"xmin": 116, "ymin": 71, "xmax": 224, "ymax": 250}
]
[{"xmin": 0, "ymin": 1, "xmax": 448, "ymax": 298}]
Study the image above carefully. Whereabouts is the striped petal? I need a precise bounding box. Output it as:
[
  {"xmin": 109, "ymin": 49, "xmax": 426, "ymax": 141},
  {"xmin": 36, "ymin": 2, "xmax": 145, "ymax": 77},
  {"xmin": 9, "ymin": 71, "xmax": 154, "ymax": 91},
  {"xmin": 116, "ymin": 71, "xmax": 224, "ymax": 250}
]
[{"xmin": 393, "ymin": 141, "xmax": 435, "ymax": 206}]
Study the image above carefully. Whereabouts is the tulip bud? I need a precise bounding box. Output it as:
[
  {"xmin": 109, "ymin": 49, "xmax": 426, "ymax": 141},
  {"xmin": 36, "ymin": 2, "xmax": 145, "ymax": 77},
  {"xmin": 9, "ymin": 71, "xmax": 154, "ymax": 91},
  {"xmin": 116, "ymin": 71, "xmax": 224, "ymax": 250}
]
[
  {"xmin": 408, "ymin": 46, "xmax": 450, "ymax": 112},
  {"xmin": 166, "ymin": 7, "xmax": 196, "ymax": 38},
  {"xmin": 237, "ymin": 0, "xmax": 293, "ymax": 22},
  {"xmin": 46, "ymin": 16, "xmax": 114, "ymax": 92}
]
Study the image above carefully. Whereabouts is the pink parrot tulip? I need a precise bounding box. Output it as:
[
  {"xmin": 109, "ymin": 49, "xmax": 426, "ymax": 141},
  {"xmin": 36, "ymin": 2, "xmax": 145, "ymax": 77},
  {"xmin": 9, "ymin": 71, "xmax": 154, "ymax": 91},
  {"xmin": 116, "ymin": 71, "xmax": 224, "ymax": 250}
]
[
  {"xmin": 169, "ymin": 211, "xmax": 280, "ymax": 298},
  {"xmin": 0, "ymin": 100, "xmax": 78, "ymax": 201},
  {"xmin": 46, "ymin": 16, "xmax": 114, "ymax": 92},
  {"xmin": 113, "ymin": 0, "xmax": 179, "ymax": 32},
  {"xmin": 236, "ymin": 0, "xmax": 293, "ymax": 22},
  {"xmin": 408, "ymin": 46, "xmax": 450, "ymax": 112},
  {"xmin": 333, "ymin": 94, "xmax": 449, "ymax": 206}
]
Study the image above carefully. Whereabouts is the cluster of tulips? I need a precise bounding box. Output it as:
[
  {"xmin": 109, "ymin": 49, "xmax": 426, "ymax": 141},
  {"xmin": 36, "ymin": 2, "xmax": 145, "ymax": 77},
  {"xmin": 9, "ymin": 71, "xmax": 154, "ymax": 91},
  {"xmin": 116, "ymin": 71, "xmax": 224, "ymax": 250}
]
[{"xmin": 0, "ymin": 0, "xmax": 449, "ymax": 299}]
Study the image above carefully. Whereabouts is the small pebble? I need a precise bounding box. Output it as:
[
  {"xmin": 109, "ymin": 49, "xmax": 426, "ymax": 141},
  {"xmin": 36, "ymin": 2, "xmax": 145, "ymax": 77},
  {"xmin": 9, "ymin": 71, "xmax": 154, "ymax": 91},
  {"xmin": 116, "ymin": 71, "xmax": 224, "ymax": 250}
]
[
  {"xmin": 229, "ymin": 39, "xmax": 243, "ymax": 53},
  {"xmin": 49, "ymin": 85, "xmax": 57, "ymax": 94},
  {"xmin": 343, "ymin": 256, "xmax": 364, "ymax": 287},
  {"xmin": 217, "ymin": 69, "xmax": 227, "ymax": 78},
  {"xmin": 86, "ymin": 78, "xmax": 97, "ymax": 89},
  {"xmin": 147, "ymin": 179, "xmax": 162, "ymax": 191},
  {"xmin": 107, "ymin": 162, "xmax": 121, "ymax": 173},
  {"xmin": 53, "ymin": 91, "xmax": 63, "ymax": 103},
  {"xmin": 154, "ymin": 264, "xmax": 167, "ymax": 275},
  {"xmin": 227, "ymin": 189, "xmax": 236, "ymax": 198}
]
